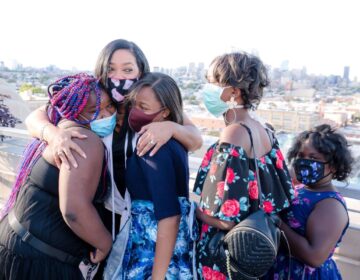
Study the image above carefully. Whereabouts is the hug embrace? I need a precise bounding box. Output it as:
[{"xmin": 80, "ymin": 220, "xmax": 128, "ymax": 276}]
[{"xmin": 0, "ymin": 39, "xmax": 353, "ymax": 280}]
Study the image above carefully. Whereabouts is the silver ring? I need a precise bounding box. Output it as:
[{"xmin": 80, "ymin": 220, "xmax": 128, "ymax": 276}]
[
  {"xmin": 57, "ymin": 151, "xmax": 64, "ymax": 156},
  {"xmin": 150, "ymin": 139, "xmax": 156, "ymax": 145}
]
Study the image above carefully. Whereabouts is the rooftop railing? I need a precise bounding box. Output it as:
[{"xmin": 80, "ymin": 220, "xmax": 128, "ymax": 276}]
[{"xmin": 0, "ymin": 126, "xmax": 359, "ymax": 279}]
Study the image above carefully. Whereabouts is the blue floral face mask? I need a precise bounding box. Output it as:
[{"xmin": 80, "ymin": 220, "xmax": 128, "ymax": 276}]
[
  {"xmin": 294, "ymin": 158, "xmax": 331, "ymax": 185},
  {"xmin": 202, "ymin": 84, "xmax": 230, "ymax": 117},
  {"xmin": 90, "ymin": 112, "xmax": 117, "ymax": 137}
]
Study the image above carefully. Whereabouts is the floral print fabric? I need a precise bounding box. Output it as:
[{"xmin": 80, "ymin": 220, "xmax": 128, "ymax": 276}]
[
  {"xmin": 121, "ymin": 197, "xmax": 198, "ymax": 280},
  {"xmin": 267, "ymin": 185, "xmax": 349, "ymax": 280},
  {"xmin": 193, "ymin": 140, "xmax": 294, "ymax": 279}
]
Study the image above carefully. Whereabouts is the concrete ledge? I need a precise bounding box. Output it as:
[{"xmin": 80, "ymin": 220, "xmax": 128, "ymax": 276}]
[{"xmin": 333, "ymin": 255, "xmax": 360, "ymax": 280}]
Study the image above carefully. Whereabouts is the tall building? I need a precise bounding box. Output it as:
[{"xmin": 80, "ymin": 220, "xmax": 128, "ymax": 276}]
[
  {"xmin": 343, "ymin": 66, "xmax": 350, "ymax": 81},
  {"xmin": 188, "ymin": 62, "xmax": 196, "ymax": 75},
  {"xmin": 280, "ymin": 60, "xmax": 289, "ymax": 72}
]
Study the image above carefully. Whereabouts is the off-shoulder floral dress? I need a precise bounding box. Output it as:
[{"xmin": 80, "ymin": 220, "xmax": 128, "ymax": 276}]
[{"xmin": 193, "ymin": 135, "xmax": 295, "ymax": 279}]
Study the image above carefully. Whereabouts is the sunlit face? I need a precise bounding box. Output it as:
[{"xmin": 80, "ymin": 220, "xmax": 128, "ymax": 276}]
[
  {"xmin": 107, "ymin": 49, "xmax": 140, "ymax": 80},
  {"xmin": 81, "ymin": 90, "xmax": 116, "ymax": 121},
  {"xmin": 132, "ymin": 86, "xmax": 167, "ymax": 121}
]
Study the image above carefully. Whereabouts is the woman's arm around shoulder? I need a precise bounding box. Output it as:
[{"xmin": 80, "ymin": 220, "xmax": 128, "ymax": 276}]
[
  {"xmin": 137, "ymin": 113, "xmax": 203, "ymax": 156},
  {"xmin": 25, "ymin": 106, "xmax": 88, "ymax": 169}
]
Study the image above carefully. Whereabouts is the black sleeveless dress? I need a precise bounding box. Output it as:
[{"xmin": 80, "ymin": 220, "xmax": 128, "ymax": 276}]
[{"xmin": 0, "ymin": 157, "xmax": 109, "ymax": 280}]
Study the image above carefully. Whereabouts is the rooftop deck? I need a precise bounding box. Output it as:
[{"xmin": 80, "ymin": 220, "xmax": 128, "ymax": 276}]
[{"xmin": 1, "ymin": 127, "xmax": 359, "ymax": 279}]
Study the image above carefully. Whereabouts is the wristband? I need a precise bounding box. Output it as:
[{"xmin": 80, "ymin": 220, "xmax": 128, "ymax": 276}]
[{"xmin": 40, "ymin": 123, "xmax": 51, "ymax": 142}]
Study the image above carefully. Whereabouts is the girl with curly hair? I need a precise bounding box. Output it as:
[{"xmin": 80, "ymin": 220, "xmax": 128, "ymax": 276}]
[{"xmin": 266, "ymin": 124, "xmax": 354, "ymax": 279}]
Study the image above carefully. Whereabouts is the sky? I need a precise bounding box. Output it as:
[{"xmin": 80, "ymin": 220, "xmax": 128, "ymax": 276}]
[{"xmin": 0, "ymin": 0, "xmax": 359, "ymax": 79}]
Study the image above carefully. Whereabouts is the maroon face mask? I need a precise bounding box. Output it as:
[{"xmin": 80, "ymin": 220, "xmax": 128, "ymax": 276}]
[{"xmin": 128, "ymin": 107, "xmax": 163, "ymax": 132}]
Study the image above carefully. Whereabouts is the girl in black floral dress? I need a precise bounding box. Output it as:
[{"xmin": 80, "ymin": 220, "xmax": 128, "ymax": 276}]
[{"xmin": 193, "ymin": 52, "xmax": 295, "ymax": 279}]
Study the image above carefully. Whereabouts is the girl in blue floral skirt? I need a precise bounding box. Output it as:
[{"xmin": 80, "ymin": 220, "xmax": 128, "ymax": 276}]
[{"xmin": 104, "ymin": 73, "xmax": 198, "ymax": 280}]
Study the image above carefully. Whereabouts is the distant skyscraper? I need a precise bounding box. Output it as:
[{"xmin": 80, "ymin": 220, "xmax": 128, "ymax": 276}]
[
  {"xmin": 280, "ymin": 60, "xmax": 289, "ymax": 71},
  {"xmin": 198, "ymin": 62, "xmax": 204, "ymax": 71},
  {"xmin": 188, "ymin": 62, "xmax": 196, "ymax": 75},
  {"xmin": 343, "ymin": 66, "xmax": 350, "ymax": 81}
]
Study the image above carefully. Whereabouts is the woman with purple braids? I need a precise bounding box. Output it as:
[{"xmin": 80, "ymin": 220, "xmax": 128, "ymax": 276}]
[
  {"xmin": 24, "ymin": 39, "xmax": 202, "ymax": 236},
  {"xmin": 0, "ymin": 73, "xmax": 115, "ymax": 279}
]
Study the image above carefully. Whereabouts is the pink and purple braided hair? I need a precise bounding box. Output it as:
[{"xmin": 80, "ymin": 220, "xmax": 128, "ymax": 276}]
[{"xmin": 0, "ymin": 73, "xmax": 102, "ymax": 220}]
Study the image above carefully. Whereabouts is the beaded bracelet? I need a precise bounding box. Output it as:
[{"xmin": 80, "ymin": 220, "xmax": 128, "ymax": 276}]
[{"xmin": 40, "ymin": 123, "xmax": 51, "ymax": 142}]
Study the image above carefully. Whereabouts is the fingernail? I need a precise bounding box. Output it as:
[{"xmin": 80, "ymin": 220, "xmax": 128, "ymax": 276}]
[
  {"xmin": 74, "ymin": 163, "xmax": 78, "ymax": 168},
  {"xmin": 82, "ymin": 154, "xmax": 87, "ymax": 159}
]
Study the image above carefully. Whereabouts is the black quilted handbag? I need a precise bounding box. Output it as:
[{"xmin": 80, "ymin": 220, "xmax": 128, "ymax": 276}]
[
  {"xmin": 208, "ymin": 128, "xmax": 282, "ymax": 280},
  {"xmin": 221, "ymin": 208, "xmax": 281, "ymax": 279}
]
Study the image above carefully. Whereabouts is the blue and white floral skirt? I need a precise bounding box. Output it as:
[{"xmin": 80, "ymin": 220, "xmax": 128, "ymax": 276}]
[{"xmin": 108, "ymin": 197, "xmax": 198, "ymax": 280}]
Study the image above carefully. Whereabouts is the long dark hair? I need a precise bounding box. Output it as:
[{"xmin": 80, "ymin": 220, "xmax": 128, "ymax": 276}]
[{"xmin": 94, "ymin": 39, "xmax": 150, "ymax": 89}]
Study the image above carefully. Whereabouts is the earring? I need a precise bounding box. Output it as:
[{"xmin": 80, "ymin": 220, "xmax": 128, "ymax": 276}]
[
  {"xmin": 226, "ymin": 96, "xmax": 238, "ymax": 109},
  {"xmin": 224, "ymin": 108, "xmax": 237, "ymax": 125}
]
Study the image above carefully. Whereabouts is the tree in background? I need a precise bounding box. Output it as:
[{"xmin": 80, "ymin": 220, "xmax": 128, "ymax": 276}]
[{"xmin": 0, "ymin": 94, "xmax": 21, "ymax": 140}]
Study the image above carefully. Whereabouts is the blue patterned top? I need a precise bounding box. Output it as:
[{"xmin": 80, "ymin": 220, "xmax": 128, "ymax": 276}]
[{"xmin": 267, "ymin": 185, "xmax": 349, "ymax": 280}]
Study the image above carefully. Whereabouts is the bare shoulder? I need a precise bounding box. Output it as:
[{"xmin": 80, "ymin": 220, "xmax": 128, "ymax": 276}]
[
  {"xmin": 219, "ymin": 123, "xmax": 251, "ymax": 149},
  {"xmin": 308, "ymin": 197, "xmax": 349, "ymax": 233},
  {"xmin": 315, "ymin": 197, "xmax": 348, "ymax": 220},
  {"xmin": 71, "ymin": 127, "xmax": 104, "ymax": 161}
]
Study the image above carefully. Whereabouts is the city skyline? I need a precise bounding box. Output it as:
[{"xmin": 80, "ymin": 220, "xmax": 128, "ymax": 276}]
[{"xmin": 1, "ymin": 0, "xmax": 359, "ymax": 79}]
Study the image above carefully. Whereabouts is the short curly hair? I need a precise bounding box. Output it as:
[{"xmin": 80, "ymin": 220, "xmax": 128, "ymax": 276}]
[
  {"xmin": 287, "ymin": 124, "xmax": 354, "ymax": 182},
  {"xmin": 207, "ymin": 52, "xmax": 270, "ymax": 109}
]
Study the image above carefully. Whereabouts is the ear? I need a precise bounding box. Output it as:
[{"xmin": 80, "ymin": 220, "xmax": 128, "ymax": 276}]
[
  {"xmin": 162, "ymin": 108, "xmax": 170, "ymax": 119},
  {"xmin": 330, "ymin": 165, "xmax": 337, "ymax": 175},
  {"xmin": 231, "ymin": 87, "xmax": 244, "ymax": 104},
  {"xmin": 232, "ymin": 87, "xmax": 241, "ymax": 98}
]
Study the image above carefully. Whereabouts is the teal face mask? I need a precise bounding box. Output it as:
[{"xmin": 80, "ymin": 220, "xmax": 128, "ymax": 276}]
[
  {"xmin": 90, "ymin": 112, "xmax": 117, "ymax": 137},
  {"xmin": 202, "ymin": 83, "xmax": 231, "ymax": 117}
]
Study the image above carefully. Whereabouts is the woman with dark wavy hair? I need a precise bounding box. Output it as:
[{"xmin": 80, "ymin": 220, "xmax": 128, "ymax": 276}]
[
  {"xmin": 266, "ymin": 124, "xmax": 353, "ymax": 279},
  {"xmin": 193, "ymin": 52, "xmax": 294, "ymax": 279}
]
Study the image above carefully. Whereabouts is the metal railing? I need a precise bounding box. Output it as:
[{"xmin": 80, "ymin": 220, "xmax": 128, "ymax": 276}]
[
  {"xmin": 1, "ymin": 126, "xmax": 360, "ymax": 279},
  {"xmin": 0, "ymin": 127, "xmax": 30, "ymax": 139}
]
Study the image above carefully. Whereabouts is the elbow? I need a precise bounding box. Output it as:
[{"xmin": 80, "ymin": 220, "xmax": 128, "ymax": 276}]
[
  {"xmin": 189, "ymin": 135, "xmax": 203, "ymax": 152},
  {"xmin": 60, "ymin": 204, "xmax": 79, "ymax": 225},
  {"xmin": 195, "ymin": 136, "xmax": 203, "ymax": 150},
  {"xmin": 61, "ymin": 210, "xmax": 78, "ymax": 225},
  {"xmin": 302, "ymin": 252, "xmax": 328, "ymax": 268},
  {"xmin": 304, "ymin": 259, "xmax": 324, "ymax": 268},
  {"xmin": 218, "ymin": 221, "xmax": 235, "ymax": 231}
]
